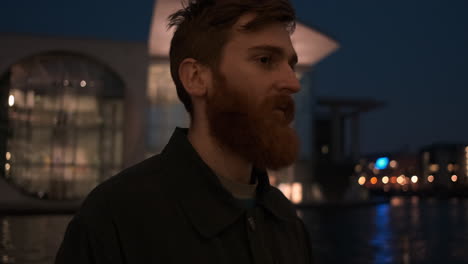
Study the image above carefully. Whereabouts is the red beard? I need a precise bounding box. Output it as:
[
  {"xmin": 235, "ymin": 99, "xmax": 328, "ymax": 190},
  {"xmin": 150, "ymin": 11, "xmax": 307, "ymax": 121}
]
[{"xmin": 206, "ymin": 73, "xmax": 299, "ymax": 170}]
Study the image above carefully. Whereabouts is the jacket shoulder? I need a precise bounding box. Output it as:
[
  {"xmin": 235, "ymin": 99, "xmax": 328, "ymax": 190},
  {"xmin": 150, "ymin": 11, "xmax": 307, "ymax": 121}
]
[{"xmin": 77, "ymin": 154, "xmax": 170, "ymax": 218}]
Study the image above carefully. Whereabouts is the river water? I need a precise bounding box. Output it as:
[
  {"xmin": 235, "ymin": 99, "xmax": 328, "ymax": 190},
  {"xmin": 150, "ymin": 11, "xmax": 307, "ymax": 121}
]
[{"xmin": 0, "ymin": 196, "xmax": 467, "ymax": 264}]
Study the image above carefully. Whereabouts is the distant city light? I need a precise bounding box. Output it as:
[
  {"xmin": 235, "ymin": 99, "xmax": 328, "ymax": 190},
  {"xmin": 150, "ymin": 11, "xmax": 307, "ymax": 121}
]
[
  {"xmin": 447, "ymin": 164, "xmax": 454, "ymax": 172},
  {"xmin": 5, "ymin": 152, "xmax": 11, "ymax": 161},
  {"xmin": 382, "ymin": 176, "xmax": 389, "ymax": 184},
  {"xmin": 411, "ymin": 176, "xmax": 418, "ymax": 183},
  {"xmin": 429, "ymin": 164, "xmax": 440, "ymax": 173},
  {"xmin": 391, "ymin": 197, "xmax": 403, "ymax": 206},
  {"xmin": 389, "ymin": 160, "xmax": 398, "ymax": 169},
  {"xmin": 358, "ymin": 176, "xmax": 366, "ymax": 185},
  {"xmin": 5, "ymin": 163, "xmax": 10, "ymax": 171},
  {"xmin": 375, "ymin": 157, "xmax": 389, "ymax": 170},
  {"xmin": 390, "ymin": 176, "xmax": 397, "ymax": 184},
  {"xmin": 278, "ymin": 183, "xmax": 292, "ymax": 199},
  {"xmin": 428, "ymin": 175, "xmax": 434, "ymax": 183},
  {"xmin": 80, "ymin": 80, "xmax": 87, "ymax": 87},
  {"xmin": 451, "ymin": 175, "xmax": 458, "ymax": 182},
  {"xmin": 397, "ymin": 175, "xmax": 405, "ymax": 185},
  {"xmin": 8, "ymin": 95, "xmax": 14, "ymax": 107},
  {"xmin": 354, "ymin": 164, "xmax": 362, "ymax": 173},
  {"xmin": 291, "ymin": 182, "xmax": 303, "ymax": 204},
  {"xmin": 63, "ymin": 80, "xmax": 70, "ymax": 86},
  {"xmin": 368, "ymin": 162, "xmax": 375, "ymax": 170},
  {"xmin": 465, "ymin": 146, "xmax": 468, "ymax": 152},
  {"xmin": 372, "ymin": 168, "xmax": 380, "ymax": 175},
  {"xmin": 370, "ymin": 177, "xmax": 378, "ymax": 185},
  {"xmin": 321, "ymin": 145, "xmax": 329, "ymax": 154}
]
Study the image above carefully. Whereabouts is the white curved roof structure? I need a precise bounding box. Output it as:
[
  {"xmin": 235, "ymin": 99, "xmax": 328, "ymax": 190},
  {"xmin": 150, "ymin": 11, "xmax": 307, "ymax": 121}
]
[{"xmin": 149, "ymin": 0, "xmax": 339, "ymax": 67}]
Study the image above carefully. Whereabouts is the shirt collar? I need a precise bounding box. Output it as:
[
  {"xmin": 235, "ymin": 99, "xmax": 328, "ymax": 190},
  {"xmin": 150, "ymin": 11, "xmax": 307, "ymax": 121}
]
[{"xmin": 160, "ymin": 127, "xmax": 298, "ymax": 238}]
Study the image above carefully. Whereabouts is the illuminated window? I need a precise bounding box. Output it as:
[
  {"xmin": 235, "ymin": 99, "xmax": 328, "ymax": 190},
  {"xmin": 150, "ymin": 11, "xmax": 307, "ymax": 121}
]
[
  {"xmin": 278, "ymin": 183, "xmax": 292, "ymax": 199},
  {"xmin": 447, "ymin": 164, "xmax": 454, "ymax": 172},
  {"xmin": 147, "ymin": 62, "xmax": 190, "ymax": 154},
  {"xmin": 451, "ymin": 175, "xmax": 458, "ymax": 182},
  {"xmin": 291, "ymin": 182, "xmax": 303, "ymax": 204},
  {"xmin": 321, "ymin": 145, "xmax": 329, "ymax": 155},
  {"xmin": 147, "ymin": 63, "xmax": 178, "ymax": 104},
  {"xmin": 429, "ymin": 164, "xmax": 440, "ymax": 173},
  {"xmin": 354, "ymin": 164, "xmax": 362, "ymax": 173},
  {"xmin": 8, "ymin": 95, "xmax": 14, "ymax": 107},
  {"xmin": 1, "ymin": 52, "xmax": 124, "ymax": 200},
  {"xmin": 427, "ymin": 175, "xmax": 434, "ymax": 183}
]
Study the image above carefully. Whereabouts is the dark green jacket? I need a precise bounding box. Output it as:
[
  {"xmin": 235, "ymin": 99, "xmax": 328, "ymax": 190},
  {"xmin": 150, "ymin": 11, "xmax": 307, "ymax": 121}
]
[{"xmin": 55, "ymin": 128, "xmax": 312, "ymax": 264}]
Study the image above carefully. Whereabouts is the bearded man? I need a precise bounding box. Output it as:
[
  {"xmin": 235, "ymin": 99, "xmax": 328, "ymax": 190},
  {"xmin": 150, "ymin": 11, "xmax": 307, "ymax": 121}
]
[{"xmin": 55, "ymin": 0, "xmax": 312, "ymax": 263}]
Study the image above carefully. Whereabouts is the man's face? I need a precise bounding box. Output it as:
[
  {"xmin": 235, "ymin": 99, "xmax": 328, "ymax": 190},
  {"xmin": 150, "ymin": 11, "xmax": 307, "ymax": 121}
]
[{"xmin": 206, "ymin": 14, "xmax": 301, "ymax": 170}]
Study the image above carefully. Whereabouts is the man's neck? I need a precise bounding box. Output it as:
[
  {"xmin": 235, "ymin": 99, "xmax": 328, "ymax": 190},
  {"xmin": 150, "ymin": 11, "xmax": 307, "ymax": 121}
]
[{"xmin": 187, "ymin": 123, "xmax": 253, "ymax": 185}]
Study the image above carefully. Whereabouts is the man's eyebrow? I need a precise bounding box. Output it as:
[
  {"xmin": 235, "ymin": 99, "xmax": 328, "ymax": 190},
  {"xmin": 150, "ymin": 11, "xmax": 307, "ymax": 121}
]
[{"xmin": 247, "ymin": 45, "xmax": 298, "ymax": 66}]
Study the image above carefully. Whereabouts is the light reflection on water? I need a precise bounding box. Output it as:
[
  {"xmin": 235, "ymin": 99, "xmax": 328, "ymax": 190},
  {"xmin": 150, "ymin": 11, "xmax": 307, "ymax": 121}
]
[
  {"xmin": 301, "ymin": 197, "xmax": 468, "ymax": 264},
  {"xmin": 1, "ymin": 198, "xmax": 468, "ymax": 263},
  {"xmin": 0, "ymin": 215, "xmax": 71, "ymax": 264}
]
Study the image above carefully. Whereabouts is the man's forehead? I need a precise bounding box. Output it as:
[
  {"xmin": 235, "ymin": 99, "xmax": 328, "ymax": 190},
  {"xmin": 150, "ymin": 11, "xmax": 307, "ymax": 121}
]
[{"xmin": 228, "ymin": 13, "xmax": 296, "ymax": 55}]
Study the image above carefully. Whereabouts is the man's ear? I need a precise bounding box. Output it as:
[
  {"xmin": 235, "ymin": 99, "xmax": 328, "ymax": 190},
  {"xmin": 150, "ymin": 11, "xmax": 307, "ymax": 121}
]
[{"xmin": 178, "ymin": 58, "xmax": 211, "ymax": 97}]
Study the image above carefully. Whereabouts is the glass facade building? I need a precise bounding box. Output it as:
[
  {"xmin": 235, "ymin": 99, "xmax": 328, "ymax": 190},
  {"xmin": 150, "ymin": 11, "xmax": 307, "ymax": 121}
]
[{"xmin": 1, "ymin": 52, "xmax": 124, "ymax": 199}]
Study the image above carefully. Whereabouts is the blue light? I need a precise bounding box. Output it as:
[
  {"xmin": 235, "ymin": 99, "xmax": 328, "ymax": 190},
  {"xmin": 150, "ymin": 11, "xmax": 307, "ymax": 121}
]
[{"xmin": 375, "ymin": 157, "xmax": 389, "ymax": 170}]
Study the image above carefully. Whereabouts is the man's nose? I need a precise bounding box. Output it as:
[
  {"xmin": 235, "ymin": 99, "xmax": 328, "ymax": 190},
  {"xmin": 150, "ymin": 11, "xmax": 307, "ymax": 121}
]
[{"xmin": 276, "ymin": 66, "xmax": 301, "ymax": 94}]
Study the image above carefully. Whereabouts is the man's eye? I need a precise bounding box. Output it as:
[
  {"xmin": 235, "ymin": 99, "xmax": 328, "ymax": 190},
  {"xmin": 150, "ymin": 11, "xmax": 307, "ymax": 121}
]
[{"xmin": 259, "ymin": 56, "xmax": 271, "ymax": 64}]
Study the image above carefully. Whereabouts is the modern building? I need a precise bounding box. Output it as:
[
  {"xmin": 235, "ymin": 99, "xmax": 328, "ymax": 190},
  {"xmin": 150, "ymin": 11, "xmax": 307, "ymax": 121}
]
[
  {"xmin": 420, "ymin": 143, "xmax": 468, "ymax": 189},
  {"xmin": 315, "ymin": 97, "xmax": 384, "ymax": 162},
  {"xmin": 311, "ymin": 98, "xmax": 384, "ymax": 201},
  {"xmin": 0, "ymin": 0, "xmax": 339, "ymax": 204}
]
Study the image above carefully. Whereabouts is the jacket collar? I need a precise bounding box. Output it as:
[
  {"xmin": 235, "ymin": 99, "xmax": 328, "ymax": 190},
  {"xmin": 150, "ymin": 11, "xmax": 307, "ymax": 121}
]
[{"xmin": 160, "ymin": 128, "xmax": 297, "ymax": 238}]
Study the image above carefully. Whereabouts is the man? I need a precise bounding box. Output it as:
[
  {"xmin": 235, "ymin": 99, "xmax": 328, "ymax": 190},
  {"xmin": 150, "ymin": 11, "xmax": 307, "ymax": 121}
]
[{"xmin": 55, "ymin": 0, "xmax": 312, "ymax": 263}]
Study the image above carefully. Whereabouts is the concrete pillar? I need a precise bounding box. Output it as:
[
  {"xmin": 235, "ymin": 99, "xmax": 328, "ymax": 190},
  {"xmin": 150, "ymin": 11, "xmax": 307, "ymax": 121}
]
[
  {"xmin": 331, "ymin": 106, "xmax": 341, "ymax": 162},
  {"xmin": 350, "ymin": 113, "xmax": 360, "ymax": 161}
]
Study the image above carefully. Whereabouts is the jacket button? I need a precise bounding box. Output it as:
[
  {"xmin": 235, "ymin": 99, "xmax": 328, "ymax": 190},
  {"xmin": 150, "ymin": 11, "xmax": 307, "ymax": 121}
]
[{"xmin": 247, "ymin": 217, "xmax": 256, "ymax": 231}]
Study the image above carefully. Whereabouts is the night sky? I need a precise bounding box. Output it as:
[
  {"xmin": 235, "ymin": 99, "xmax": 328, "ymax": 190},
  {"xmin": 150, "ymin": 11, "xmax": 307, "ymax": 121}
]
[
  {"xmin": 1, "ymin": 0, "xmax": 467, "ymax": 154},
  {"xmin": 293, "ymin": 0, "xmax": 468, "ymax": 154}
]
